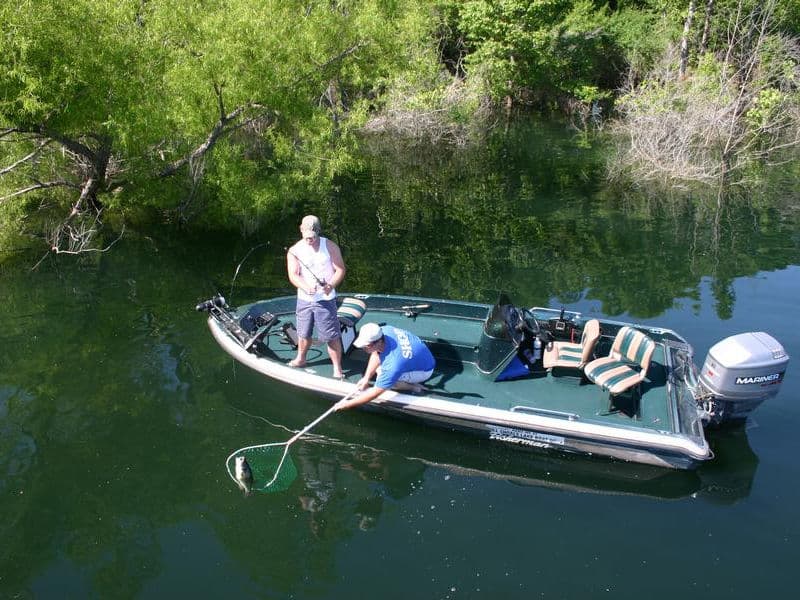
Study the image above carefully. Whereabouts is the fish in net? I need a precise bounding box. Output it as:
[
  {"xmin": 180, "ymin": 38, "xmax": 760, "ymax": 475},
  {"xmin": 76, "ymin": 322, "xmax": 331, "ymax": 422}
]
[{"xmin": 226, "ymin": 444, "xmax": 299, "ymax": 493}]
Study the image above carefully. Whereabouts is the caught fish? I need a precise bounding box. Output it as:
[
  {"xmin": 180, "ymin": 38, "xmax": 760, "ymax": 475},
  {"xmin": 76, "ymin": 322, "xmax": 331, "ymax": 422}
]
[{"xmin": 234, "ymin": 455, "xmax": 254, "ymax": 495}]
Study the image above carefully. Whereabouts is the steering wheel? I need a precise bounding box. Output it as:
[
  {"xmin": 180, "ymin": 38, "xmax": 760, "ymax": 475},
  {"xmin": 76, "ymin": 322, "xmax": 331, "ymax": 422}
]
[{"xmin": 539, "ymin": 328, "xmax": 555, "ymax": 349}]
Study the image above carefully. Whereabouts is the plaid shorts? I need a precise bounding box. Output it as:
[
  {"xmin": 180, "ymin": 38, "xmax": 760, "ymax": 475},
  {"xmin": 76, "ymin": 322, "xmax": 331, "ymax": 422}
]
[{"xmin": 295, "ymin": 298, "xmax": 341, "ymax": 342}]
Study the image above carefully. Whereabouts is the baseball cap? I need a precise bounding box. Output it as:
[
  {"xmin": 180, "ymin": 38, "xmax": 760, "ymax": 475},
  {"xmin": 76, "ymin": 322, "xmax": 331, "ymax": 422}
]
[
  {"xmin": 300, "ymin": 215, "xmax": 321, "ymax": 238},
  {"xmin": 353, "ymin": 323, "xmax": 383, "ymax": 348}
]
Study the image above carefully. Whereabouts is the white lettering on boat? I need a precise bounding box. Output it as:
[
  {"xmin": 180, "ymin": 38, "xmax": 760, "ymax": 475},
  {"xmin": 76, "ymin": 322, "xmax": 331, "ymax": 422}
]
[
  {"xmin": 489, "ymin": 426, "xmax": 565, "ymax": 447},
  {"xmin": 735, "ymin": 372, "xmax": 783, "ymax": 385}
]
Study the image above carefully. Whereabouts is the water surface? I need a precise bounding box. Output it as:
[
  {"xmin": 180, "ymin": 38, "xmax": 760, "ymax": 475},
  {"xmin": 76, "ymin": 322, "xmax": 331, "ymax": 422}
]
[{"xmin": 1, "ymin": 119, "xmax": 799, "ymax": 599}]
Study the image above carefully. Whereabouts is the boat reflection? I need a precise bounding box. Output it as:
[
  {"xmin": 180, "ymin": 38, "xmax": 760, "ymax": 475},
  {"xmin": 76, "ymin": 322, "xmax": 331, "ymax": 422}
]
[
  {"xmin": 291, "ymin": 421, "xmax": 758, "ymax": 520},
  {"xmin": 695, "ymin": 424, "xmax": 760, "ymax": 505}
]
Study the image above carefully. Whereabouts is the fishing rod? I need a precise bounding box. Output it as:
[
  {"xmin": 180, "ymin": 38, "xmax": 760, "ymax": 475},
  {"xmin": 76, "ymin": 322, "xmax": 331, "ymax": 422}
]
[{"xmin": 285, "ymin": 246, "xmax": 327, "ymax": 287}]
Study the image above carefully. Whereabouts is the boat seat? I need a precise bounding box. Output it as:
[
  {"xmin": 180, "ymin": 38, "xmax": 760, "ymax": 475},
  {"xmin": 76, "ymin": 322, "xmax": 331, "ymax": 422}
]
[
  {"xmin": 337, "ymin": 297, "xmax": 367, "ymax": 327},
  {"xmin": 338, "ymin": 297, "xmax": 367, "ymax": 354},
  {"xmin": 584, "ymin": 326, "xmax": 655, "ymax": 396},
  {"xmin": 542, "ymin": 319, "xmax": 600, "ymax": 371}
]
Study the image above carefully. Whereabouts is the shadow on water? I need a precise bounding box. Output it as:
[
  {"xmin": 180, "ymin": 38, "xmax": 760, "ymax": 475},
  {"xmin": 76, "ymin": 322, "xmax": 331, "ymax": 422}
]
[
  {"xmin": 332, "ymin": 423, "xmax": 758, "ymax": 505},
  {"xmin": 695, "ymin": 424, "xmax": 760, "ymax": 505},
  {"xmin": 228, "ymin": 382, "xmax": 760, "ymax": 512}
]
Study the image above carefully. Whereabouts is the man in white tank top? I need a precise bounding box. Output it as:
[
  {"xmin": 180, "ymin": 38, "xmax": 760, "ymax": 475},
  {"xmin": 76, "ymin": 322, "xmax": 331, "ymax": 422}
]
[{"xmin": 286, "ymin": 215, "xmax": 347, "ymax": 378}]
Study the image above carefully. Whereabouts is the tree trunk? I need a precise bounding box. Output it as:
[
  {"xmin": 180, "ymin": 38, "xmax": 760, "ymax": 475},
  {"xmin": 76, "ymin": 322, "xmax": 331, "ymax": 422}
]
[
  {"xmin": 679, "ymin": 1, "xmax": 697, "ymax": 80},
  {"xmin": 700, "ymin": 0, "xmax": 715, "ymax": 55}
]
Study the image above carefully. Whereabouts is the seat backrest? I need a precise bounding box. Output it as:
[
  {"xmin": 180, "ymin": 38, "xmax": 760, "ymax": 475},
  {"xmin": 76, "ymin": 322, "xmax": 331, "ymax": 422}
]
[
  {"xmin": 610, "ymin": 326, "xmax": 655, "ymax": 372},
  {"xmin": 578, "ymin": 319, "xmax": 601, "ymax": 364},
  {"xmin": 337, "ymin": 297, "xmax": 366, "ymax": 327}
]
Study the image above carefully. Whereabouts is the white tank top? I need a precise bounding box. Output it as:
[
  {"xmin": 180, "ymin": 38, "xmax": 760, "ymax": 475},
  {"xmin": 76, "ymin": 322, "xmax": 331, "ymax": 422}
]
[{"xmin": 293, "ymin": 237, "xmax": 336, "ymax": 302}]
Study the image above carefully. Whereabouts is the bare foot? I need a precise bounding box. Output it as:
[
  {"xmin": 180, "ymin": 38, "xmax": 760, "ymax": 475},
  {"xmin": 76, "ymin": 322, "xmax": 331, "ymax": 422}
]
[{"xmin": 288, "ymin": 358, "xmax": 306, "ymax": 368}]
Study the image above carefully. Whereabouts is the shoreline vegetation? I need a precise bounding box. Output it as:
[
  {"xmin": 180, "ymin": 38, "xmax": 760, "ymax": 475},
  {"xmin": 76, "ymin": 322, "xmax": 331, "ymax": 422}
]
[{"xmin": 1, "ymin": 0, "xmax": 798, "ymax": 256}]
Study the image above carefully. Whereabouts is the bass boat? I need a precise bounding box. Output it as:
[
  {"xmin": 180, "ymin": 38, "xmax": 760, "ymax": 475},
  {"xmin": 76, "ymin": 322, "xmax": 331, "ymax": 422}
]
[{"xmin": 196, "ymin": 293, "xmax": 789, "ymax": 469}]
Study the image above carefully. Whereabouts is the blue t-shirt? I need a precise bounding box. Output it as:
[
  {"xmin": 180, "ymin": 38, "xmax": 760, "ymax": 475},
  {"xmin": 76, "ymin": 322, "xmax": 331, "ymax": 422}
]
[{"xmin": 375, "ymin": 326, "xmax": 435, "ymax": 389}]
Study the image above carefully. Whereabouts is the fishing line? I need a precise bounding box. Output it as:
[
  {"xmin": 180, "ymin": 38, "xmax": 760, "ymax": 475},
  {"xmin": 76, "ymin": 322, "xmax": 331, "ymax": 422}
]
[
  {"xmin": 229, "ymin": 404, "xmax": 332, "ymax": 442},
  {"xmin": 229, "ymin": 242, "xmax": 270, "ymax": 305}
]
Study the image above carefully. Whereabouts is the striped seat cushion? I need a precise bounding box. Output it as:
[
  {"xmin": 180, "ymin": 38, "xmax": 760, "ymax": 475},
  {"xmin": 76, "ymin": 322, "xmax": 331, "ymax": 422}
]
[
  {"xmin": 542, "ymin": 319, "xmax": 601, "ymax": 370},
  {"xmin": 585, "ymin": 326, "xmax": 655, "ymax": 395},
  {"xmin": 543, "ymin": 341, "xmax": 583, "ymax": 368},
  {"xmin": 337, "ymin": 297, "xmax": 367, "ymax": 326},
  {"xmin": 585, "ymin": 357, "xmax": 644, "ymax": 394}
]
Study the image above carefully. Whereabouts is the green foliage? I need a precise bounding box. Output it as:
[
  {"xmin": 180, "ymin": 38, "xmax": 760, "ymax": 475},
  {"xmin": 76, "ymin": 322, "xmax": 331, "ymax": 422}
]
[
  {"xmin": 605, "ymin": 5, "xmax": 671, "ymax": 79},
  {"xmin": 746, "ymin": 88, "xmax": 786, "ymax": 130},
  {"xmin": 1, "ymin": 0, "xmax": 797, "ymax": 248},
  {"xmin": 441, "ymin": 0, "xmax": 635, "ymax": 110},
  {"xmin": 1, "ymin": 0, "xmax": 445, "ymax": 240},
  {"xmin": 451, "ymin": 0, "xmax": 576, "ymax": 101},
  {"xmin": 0, "ymin": 0, "xmax": 165, "ymax": 146}
]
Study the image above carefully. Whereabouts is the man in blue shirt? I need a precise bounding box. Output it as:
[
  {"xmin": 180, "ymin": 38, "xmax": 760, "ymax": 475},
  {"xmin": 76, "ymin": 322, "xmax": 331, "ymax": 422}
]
[{"xmin": 335, "ymin": 322, "xmax": 435, "ymax": 410}]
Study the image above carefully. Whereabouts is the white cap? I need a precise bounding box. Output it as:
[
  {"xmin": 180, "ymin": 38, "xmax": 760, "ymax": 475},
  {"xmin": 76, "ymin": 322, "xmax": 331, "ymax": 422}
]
[
  {"xmin": 299, "ymin": 215, "xmax": 321, "ymax": 238},
  {"xmin": 353, "ymin": 323, "xmax": 383, "ymax": 348}
]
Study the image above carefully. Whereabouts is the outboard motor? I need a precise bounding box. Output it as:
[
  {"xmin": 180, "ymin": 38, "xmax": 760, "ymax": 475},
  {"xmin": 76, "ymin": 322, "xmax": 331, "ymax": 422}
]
[{"xmin": 699, "ymin": 332, "xmax": 789, "ymax": 423}]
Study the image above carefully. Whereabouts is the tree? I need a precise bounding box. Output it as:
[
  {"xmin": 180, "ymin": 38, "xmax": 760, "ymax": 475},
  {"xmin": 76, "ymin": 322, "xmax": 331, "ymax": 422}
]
[
  {"xmin": 448, "ymin": 0, "xmax": 621, "ymax": 110},
  {"xmin": 679, "ymin": 1, "xmax": 698, "ymax": 79},
  {"xmin": 0, "ymin": 0, "xmax": 443, "ymax": 252},
  {"xmin": 0, "ymin": 0, "xmax": 165, "ymax": 253},
  {"xmin": 612, "ymin": 0, "xmax": 800, "ymax": 189}
]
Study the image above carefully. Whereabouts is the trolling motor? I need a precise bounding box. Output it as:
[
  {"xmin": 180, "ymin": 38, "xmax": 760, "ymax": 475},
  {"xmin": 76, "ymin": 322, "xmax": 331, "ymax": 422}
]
[
  {"xmin": 195, "ymin": 294, "xmax": 227, "ymax": 312},
  {"xmin": 195, "ymin": 293, "xmax": 274, "ymax": 350}
]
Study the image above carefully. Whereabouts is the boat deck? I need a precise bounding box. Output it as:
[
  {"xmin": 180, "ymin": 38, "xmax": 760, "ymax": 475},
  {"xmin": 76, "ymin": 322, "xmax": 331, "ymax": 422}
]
[{"xmin": 253, "ymin": 296, "xmax": 679, "ymax": 435}]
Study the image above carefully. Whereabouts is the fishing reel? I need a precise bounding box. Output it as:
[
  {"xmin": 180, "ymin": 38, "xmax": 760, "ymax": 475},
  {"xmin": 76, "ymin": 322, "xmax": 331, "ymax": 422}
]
[{"xmin": 195, "ymin": 294, "xmax": 227, "ymax": 312}]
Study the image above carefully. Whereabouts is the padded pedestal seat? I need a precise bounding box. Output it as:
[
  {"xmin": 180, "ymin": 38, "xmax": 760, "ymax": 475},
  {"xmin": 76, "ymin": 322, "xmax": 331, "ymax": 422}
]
[
  {"xmin": 543, "ymin": 319, "xmax": 600, "ymax": 371},
  {"xmin": 585, "ymin": 326, "xmax": 655, "ymax": 395}
]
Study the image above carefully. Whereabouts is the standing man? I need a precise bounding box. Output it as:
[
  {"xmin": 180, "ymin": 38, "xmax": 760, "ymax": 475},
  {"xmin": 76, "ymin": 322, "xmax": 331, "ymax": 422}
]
[
  {"xmin": 335, "ymin": 322, "xmax": 435, "ymax": 410},
  {"xmin": 286, "ymin": 215, "xmax": 347, "ymax": 379}
]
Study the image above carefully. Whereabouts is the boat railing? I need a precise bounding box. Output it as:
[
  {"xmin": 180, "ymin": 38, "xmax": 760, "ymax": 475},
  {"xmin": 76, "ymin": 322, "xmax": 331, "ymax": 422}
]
[{"xmin": 511, "ymin": 406, "xmax": 581, "ymax": 421}]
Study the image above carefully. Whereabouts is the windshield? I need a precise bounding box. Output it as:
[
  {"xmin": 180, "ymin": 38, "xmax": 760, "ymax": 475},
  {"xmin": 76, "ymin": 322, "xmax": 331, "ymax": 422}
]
[{"xmin": 477, "ymin": 295, "xmax": 524, "ymax": 375}]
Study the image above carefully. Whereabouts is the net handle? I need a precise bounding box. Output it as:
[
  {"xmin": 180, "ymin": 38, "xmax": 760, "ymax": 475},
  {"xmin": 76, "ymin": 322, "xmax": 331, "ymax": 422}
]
[{"xmin": 287, "ymin": 387, "xmax": 359, "ymax": 444}]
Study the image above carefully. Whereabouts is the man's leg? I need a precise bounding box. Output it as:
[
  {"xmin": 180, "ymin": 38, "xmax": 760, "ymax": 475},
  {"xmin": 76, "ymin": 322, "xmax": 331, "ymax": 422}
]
[
  {"xmin": 290, "ymin": 336, "xmax": 311, "ymax": 367},
  {"xmin": 393, "ymin": 369, "xmax": 434, "ymax": 393},
  {"xmin": 315, "ymin": 299, "xmax": 344, "ymax": 378},
  {"xmin": 392, "ymin": 381, "xmax": 425, "ymax": 393},
  {"xmin": 291, "ymin": 300, "xmax": 314, "ymax": 367},
  {"xmin": 327, "ymin": 337, "xmax": 344, "ymax": 378}
]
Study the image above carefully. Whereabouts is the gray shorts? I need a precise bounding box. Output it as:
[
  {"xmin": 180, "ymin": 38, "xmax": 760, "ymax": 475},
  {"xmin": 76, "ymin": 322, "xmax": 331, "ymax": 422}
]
[
  {"xmin": 296, "ymin": 298, "xmax": 341, "ymax": 342},
  {"xmin": 397, "ymin": 369, "xmax": 434, "ymax": 384},
  {"xmin": 378, "ymin": 366, "xmax": 434, "ymax": 385}
]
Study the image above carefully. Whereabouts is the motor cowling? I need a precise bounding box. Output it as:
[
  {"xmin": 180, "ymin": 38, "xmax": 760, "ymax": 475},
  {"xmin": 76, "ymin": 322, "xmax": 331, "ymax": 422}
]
[{"xmin": 699, "ymin": 332, "xmax": 789, "ymax": 423}]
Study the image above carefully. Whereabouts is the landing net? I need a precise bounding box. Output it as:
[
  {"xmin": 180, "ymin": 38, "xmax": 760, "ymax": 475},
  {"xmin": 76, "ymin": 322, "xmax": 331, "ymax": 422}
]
[
  {"xmin": 225, "ymin": 443, "xmax": 298, "ymax": 493},
  {"xmin": 224, "ymin": 392, "xmax": 354, "ymax": 494}
]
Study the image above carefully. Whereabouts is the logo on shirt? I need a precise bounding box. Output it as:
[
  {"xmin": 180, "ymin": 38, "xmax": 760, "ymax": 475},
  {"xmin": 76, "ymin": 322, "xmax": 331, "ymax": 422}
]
[{"xmin": 395, "ymin": 330, "xmax": 413, "ymax": 359}]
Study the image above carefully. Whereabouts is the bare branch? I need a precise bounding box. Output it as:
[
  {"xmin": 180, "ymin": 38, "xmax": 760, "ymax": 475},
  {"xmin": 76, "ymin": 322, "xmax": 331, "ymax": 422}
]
[
  {"xmin": 159, "ymin": 100, "xmax": 269, "ymax": 177},
  {"xmin": 0, "ymin": 139, "xmax": 52, "ymax": 176},
  {"xmin": 0, "ymin": 180, "xmax": 80, "ymax": 203},
  {"xmin": 311, "ymin": 42, "xmax": 368, "ymax": 74}
]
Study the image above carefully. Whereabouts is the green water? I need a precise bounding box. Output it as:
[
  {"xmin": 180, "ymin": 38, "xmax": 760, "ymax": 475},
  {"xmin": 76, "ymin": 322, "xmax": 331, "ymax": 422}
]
[{"xmin": 1, "ymin": 120, "xmax": 799, "ymax": 599}]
